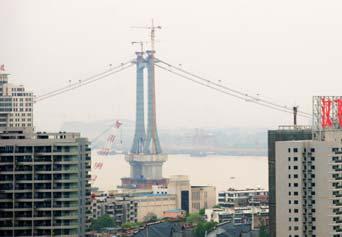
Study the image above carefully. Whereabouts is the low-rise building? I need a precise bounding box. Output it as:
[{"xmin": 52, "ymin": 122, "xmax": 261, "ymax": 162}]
[
  {"xmin": 162, "ymin": 209, "xmax": 186, "ymax": 219},
  {"xmin": 132, "ymin": 194, "xmax": 177, "ymax": 222},
  {"xmin": 89, "ymin": 191, "xmax": 176, "ymax": 224},
  {"xmin": 152, "ymin": 185, "xmax": 168, "ymax": 195},
  {"xmin": 205, "ymin": 206, "xmax": 269, "ymax": 228},
  {"xmin": 167, "ymin": 175, "xmax": 191, "ymax": 213},
  {"xmin": 90, "ymin": 191, "xmax": 107, "ymax": 220},
  {"xmin": 106, "ymin": 196, "xmax": 138, "ymax": 225},
  {"xmin": 218, "ymin": 188, "xmax": 268, "ymax": 207}
]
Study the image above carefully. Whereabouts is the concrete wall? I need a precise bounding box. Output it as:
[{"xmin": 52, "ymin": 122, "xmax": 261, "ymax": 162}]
[
  {"xmin": 168, "ymin": 175, "xmax": 192, "ymax": 212},
  {"xmin": 191, "ymin": 186, "xmax": 216, "ymax": 213},
  {"xmin": 133, "ymin": 195, "xmax": 177, "ymax": 222}
]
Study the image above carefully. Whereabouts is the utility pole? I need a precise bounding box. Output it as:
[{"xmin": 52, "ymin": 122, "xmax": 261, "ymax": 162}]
[{"xmin": 293, "ymin": 106, "xmax": 298, "ymax": 126}]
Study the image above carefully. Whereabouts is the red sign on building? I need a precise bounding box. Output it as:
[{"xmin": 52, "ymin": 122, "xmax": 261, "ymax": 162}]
[{"xmin": 314, "ymin": 96, "xmax": 342, "ymax": 130}]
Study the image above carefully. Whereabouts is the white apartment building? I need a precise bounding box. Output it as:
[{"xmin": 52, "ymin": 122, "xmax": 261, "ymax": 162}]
[
  {"xmin": 218, "ymin": 188, "xmax": 268, "ymax": 207},
  {"xmin": 276, "ymin": 131, "xmax": 342, "ymax": 237},
  {"xmin": 0, "ymin": 70, "xmax": 34, "ymax": 128}
]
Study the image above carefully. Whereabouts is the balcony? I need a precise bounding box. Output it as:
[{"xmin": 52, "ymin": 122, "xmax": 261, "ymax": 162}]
[{"xmin": 54, "ymin": 215, "xmax": 78, "ymax": 220}]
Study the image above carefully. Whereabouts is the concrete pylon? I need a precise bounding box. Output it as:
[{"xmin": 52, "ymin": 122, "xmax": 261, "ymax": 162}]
[
  {"xmin": 130, "ymin": 52, "xmax": 146, "ymax": 154},
  {"xmin": 144, "ymin": 50, "xmax": 162, "ymax": 154}
]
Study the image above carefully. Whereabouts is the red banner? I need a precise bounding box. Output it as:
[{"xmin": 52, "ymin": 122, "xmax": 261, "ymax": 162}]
[
  {"xmin": 336, "ymin": 99, "xmax": 342, "ymax": 127},
  {"xmin": 321, "ymin": 98, "xmax": 333, "ymax": 128}
]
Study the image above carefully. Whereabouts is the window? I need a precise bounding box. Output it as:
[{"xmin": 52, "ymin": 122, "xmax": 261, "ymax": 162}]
[
  {"xmin": 289, "ymin": 166, "xmax": 291, "ymax": 170},
  {"xmin": 294, "ymin": 209, "xmax": 299, "ymax": 213},
  {"xmin": 288, "ymin": 157, "xmax": 291, "ymax": 161},
  {"xmin": 294, "ymin": 157, "xmax": 298, "ymax": 161},
  {"xmin": 294, "ymin": 148, "xmax": 298, "ymax": 153},
  {"xmin": 294, "ymin": 174, "xmax": 298, "ymax": 178},
  {"xmin": 294, "ymin": 183, "xmax": 298, "ymax": 187},
  {"xmin": 311, "ymin": 148, "xmax": 315, "ymax": 152},
  {"xmin": 288, "ymin": 148, "xmax": 291, "ymax": 153},
  {"xmin": 294, "ymin": 166, "xmax": 298, "ymax": 170}
]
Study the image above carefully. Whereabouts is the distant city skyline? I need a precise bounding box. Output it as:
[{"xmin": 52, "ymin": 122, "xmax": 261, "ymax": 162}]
[{"xmin": 2, "ymin": 0, "xmax": 342, "ymax": 131}]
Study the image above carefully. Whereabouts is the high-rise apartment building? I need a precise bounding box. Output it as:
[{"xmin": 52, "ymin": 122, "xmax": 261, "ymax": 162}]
[
  {"xmin": 0, "ymin": 128, "xmax": 91, "ymax": 237},
  {"xmin": 268, "ymin": 125, "xmax": 312, "ymax": 237},
  {"xmin": 274, "ymin": 96, "xmax": 342, "ymax": 237},
  {"xmin": 0, "ymin": 69, "xmax": 34, "ymax": 128},
  {"xmin": 276, "ymin": 130, "xmax": 342, "ymax": 236}
]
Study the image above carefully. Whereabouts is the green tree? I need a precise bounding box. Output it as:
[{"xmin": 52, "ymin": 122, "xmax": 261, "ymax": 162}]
[
  {"xmin": 143, "ymin": 212, "xmax": 158, "ymax": 222},
  {"xmin": 193, "ymin": 221, "xmax": 216, "ymax": 237},
  {"xmin": 89, "ymin": 215, "xmax": 115, "ymax": 231},
  {"xmin": 199, "ymin": 208, "xmax": 205, "ymax": 216},
  {"xmin": 186, "ymin": 212, "xmax": 202, "ymax": 224},
  {"xmin": 121, "ymin": 222, "xmax": 142, "ymax": 229},
  {"xmin": 259, "ymin": 224, "xmax": 269, "ymax": 237}
]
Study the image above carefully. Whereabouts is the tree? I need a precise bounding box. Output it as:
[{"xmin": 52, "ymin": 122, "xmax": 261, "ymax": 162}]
[
  {"xmin": 121, "ymin": 222, "xmax": 142, "ymax": 229},
  {"xmin": 143, "ymin": 212, "xmax": 158, "ymax": 222},
  {"xmin": 259, "ymin": 223, "xmax": 269, "ymax": 237},
  {"xmin": 89, "ymin": 215, "xmax": 115, "ymax": 231},
  {"xmin": 193, "ymin": 221, "xmax": 216, "ymax": 237},
  {"xmin": 199, "ymin": 208, "xmax": 205, "ymax": 216},
  {"xmin": 186, "ymin": 212, "xmax": 202, "ymax": 224}
]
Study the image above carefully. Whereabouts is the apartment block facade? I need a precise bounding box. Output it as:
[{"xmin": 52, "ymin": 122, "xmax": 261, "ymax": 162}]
[
  {"xmin": 0, "ymin": 128, "xmax": 91, "ymax": 237},
  {"xmin": 0, "ymin": 71, "xmax": 34, "ymax": 128},
  {"xmin": 268, "ymin": 125, "xmax": 312, "ymax": 237},
  {"xmin": 276, "ymin": 131, "xmax": 342, "ymax": 237}
]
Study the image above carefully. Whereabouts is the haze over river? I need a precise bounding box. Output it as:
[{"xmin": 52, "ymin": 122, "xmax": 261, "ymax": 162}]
[{"xmin": 91, "ymin": 153, "xmax": 268, "ymax": 192}]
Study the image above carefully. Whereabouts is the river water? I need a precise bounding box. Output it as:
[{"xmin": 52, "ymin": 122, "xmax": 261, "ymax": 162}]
[{"xmin": 90, "ymin": 153, "xmax": 268, "ymax": 192}]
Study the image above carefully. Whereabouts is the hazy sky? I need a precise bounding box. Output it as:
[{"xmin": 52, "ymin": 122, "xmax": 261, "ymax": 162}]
[{"xmin": 2, "ymin": 0, "xmax": 342, "ymax": 131}]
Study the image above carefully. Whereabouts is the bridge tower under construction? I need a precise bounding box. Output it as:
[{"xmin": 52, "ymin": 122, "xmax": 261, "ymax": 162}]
[{"xmin": 121, "ymin": 35, "xmax": 168, "ymax": 189}]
